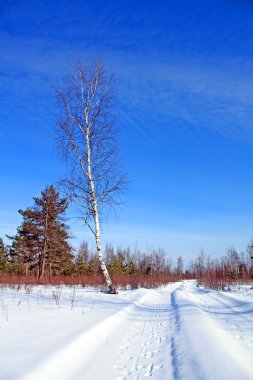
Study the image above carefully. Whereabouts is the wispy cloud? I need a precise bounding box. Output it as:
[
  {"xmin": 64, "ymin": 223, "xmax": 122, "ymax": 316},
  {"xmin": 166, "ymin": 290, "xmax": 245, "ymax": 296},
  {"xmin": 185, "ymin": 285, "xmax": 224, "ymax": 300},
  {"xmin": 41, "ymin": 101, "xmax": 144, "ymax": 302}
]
[{"xmin": 117, "ymin": 57, "xmax": 253, "ymax": 144}]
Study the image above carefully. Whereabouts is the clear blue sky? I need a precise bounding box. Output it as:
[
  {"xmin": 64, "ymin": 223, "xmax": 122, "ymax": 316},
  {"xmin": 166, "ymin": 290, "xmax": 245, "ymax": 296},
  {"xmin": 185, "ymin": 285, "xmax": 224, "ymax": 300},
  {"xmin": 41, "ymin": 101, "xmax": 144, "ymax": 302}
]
[{"xmin": 1, "ymin": 0, "xmax": 253, "ymax": 260}]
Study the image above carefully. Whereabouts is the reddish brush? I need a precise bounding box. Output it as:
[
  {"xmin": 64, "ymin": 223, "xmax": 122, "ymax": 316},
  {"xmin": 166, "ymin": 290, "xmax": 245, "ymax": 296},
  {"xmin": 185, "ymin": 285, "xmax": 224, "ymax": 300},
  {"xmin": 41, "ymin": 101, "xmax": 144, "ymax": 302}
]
[{"xmin": 0, "ymin": 273, "xmax": 181, "ymax": 289}]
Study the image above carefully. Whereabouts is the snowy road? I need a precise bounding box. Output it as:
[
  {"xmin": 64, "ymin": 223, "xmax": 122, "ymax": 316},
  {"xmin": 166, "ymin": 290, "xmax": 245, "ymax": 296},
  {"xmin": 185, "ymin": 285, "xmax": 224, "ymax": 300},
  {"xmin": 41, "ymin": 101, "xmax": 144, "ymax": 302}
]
[{"xmin": 0, "ymin": 281, "xmax": 252, "ymax": 380}]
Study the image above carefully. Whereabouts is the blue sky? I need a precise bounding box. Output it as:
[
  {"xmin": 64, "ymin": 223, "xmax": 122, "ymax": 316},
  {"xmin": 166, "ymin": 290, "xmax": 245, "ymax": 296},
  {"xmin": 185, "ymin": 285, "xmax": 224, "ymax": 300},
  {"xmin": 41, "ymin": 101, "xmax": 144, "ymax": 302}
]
[{"xmin": 1, "ymin": 0, "xmax": 253, "ymax": 260}]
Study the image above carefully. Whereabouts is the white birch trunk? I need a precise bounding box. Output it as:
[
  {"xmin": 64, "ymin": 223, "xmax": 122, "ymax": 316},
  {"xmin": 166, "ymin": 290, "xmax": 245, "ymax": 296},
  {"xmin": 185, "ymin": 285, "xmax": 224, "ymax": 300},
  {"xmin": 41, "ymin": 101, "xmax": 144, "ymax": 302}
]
[{"xmin": 85, "ymin": 113, "xmax": 114, "ymax": 291}]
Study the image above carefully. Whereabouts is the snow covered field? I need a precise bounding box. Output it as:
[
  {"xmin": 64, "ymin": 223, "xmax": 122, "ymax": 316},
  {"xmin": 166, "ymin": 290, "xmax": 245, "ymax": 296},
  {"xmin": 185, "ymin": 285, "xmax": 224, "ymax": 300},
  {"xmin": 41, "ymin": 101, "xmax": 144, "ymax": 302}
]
[{"xmin": 0, "ymin": 280, "xmax": 252, "ymax": 380}]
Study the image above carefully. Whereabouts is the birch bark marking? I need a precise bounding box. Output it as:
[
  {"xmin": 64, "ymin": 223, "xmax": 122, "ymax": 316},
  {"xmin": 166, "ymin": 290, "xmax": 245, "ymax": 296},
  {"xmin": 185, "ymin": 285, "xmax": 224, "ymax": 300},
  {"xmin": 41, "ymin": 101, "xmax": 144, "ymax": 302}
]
[{"xmin": 85, "ymin": 109, "xmax": 113, "ymax": 289}]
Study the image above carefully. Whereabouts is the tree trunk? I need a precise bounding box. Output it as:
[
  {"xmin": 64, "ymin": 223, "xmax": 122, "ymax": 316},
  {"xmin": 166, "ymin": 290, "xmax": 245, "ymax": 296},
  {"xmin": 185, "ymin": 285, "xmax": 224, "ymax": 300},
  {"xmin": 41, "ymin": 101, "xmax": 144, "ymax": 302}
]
[
  {"xmin": 38, "ymin": 255, "xmax": 45, "ymax": 280},
  {"xmin": 25, "ymin": 263, "xmax": 28, "ymax": 278},
  {"xmin": 41, "ymin": 257, "xmax": 46, "ymax": 279},
  {"xmin": 40, "ymin": 207, "xmax": 48, "ymax": 280},
  {"xmin": 86, "ymin": 116, "xmax": 115, "ymax": 293},
  {"xmin": 93, "ymin": 201, "xmax": 114, "ymax": 290},
  {"xmin": 49, "ymin": 262, "xmax": 52, "ymax": 282}
]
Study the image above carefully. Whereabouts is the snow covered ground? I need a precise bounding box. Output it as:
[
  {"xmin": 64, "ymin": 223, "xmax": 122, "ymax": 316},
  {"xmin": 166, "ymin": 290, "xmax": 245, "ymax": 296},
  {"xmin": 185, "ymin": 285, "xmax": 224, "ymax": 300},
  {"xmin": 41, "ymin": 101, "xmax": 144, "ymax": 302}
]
[{"xmin": 0, "ymin": 280, "xmax": 252, "ymax": 380}]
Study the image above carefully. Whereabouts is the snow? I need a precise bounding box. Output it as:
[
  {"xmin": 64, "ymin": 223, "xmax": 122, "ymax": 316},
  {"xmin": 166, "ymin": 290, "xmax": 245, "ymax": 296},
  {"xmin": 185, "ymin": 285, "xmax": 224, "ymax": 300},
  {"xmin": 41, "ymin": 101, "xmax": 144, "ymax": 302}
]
[{"xmin": 0, "ymin": 281, "xmax": 252, "ymax": 380}]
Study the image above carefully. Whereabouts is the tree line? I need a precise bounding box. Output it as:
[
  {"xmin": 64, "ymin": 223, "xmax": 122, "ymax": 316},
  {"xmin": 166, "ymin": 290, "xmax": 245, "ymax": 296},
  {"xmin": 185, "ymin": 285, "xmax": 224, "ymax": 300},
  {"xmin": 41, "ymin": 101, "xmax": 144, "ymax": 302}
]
[
  {"xmin": 0, "ymin": 184, "xmax": 174, "ymax": 282},
  {"xmin": 0, "ymin": 185, "xmax": 252, "ymax": 289},
  {"xmin": 0, "ymin": 185, "xmax": 174, "ymax": 281},
  {"xmin": 187, "ymin": 247, "xmax": 253, "ymax": 289}
]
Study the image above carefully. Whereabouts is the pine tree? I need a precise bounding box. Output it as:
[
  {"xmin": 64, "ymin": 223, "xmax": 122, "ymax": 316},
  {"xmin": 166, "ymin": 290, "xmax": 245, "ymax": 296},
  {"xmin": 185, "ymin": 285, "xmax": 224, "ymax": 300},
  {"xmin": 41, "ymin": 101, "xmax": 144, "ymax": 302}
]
[
  {"xmin": 124, "ymin": 260, "xmax": 137, "ymax": 276},
  {"xmin": 9, "ymin": 185, "xmax": 73, "ymax": 278},
  {"xmin": 75, "ymin": 242, "xmax": 89, "ymax": 275},
  {"xmin": 0, "ymin": 238, "xmax": 9, "ymax": 274},
  {"xmin": 8, "ymin": 216, "xmax": 39, "ymax": 276},
  {"xmin": 107, "ymin": 252, "xmax": 125, "ymax": 275}
]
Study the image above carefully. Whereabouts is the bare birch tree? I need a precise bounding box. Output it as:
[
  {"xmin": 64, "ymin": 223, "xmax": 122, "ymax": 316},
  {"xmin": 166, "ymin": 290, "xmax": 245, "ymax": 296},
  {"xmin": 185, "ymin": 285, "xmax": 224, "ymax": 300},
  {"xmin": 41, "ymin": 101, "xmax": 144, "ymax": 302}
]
[{"xmin": 56, "ymin": 60, "xmax": 126, "ymax": 293}]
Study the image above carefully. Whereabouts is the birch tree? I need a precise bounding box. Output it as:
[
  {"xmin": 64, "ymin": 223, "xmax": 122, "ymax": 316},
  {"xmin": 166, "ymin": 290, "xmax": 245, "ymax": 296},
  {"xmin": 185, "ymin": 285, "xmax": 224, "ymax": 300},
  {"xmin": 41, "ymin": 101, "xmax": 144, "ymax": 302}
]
[{"xmin": 56, "ymin": 60, "xmax": 126, "ymax": 293}]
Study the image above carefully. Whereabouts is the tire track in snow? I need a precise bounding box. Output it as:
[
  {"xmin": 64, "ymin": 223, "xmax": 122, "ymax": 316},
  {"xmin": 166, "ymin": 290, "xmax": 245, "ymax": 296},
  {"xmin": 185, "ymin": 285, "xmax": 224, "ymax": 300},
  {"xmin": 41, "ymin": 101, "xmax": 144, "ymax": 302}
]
[
  {"xmin": 170, "ymin": 287, "xmax": 206, "ymax": 380},
  {"xmin": 207, "ymin": 291, "xmax": 253, "ymax": 321},
  {"xmin": 187, "ymin": 286, "xmax": 253, "ymax": 350},
  {"xmin": 201, "ymin": 291, "xmax": 253, "ymax": 349},
  {"xmin": 169, "ymin": 281, "xmax": 253, "ymax": 380},
  {"xmin": 170, "ymin": 289, "xmax": 180, "ymax": 380}
]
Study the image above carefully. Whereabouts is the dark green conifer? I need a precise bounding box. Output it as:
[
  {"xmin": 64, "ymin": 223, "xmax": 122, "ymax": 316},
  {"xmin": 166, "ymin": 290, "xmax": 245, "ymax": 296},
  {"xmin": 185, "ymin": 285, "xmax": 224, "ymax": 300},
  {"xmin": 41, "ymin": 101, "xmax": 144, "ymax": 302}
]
[{"xmin": 9, "ymin": 185, "xmax": 73, "ymax": 278}]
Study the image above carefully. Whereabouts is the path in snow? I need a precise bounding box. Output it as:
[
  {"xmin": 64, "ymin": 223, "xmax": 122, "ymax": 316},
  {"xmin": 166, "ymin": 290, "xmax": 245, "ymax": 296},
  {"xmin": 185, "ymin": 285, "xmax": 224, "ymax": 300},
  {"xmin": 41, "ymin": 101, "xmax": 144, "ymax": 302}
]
[
  {"xmin": 170, "ymin": 281, "xmax": 253, "ymax": 380},
  {"xmin": 0, "ymin": 281, "xmax": 253, "ymax": 380}
]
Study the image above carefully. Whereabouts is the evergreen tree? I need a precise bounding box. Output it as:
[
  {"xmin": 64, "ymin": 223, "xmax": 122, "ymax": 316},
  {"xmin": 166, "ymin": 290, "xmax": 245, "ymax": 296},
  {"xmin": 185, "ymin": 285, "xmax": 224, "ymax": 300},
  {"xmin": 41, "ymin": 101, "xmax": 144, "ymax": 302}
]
[
  {"xmin": 0, "ymin": 238, "xmax": 9, "ymax": 274},
  {"xmin": 9, "ymin": 185, "xmax": 73, "ymax": 278},
  {"xmin": 124, "ymin": 260, "xmax": 137, "ymax": 276},
  {"xmin": 75, "ymin": 242, "xmax": 89, "ymax": 275},
  {"xmin": 107, "ymin": 252, "xmax": 125, "ymax": 275}
]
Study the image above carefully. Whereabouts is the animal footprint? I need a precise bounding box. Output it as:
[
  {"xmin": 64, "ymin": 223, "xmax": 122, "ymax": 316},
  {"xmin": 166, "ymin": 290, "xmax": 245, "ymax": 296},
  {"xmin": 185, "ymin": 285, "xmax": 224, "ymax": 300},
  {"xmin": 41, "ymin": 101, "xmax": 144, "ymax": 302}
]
[
  {"xmin": 154, "ymin": 364, "xmax": 163, "ymax": 370},
  {"xmin": 141, "ymin": 350, "xmax": 158, "ymax": 358},
  {"xmin": 156, "ymin": 336, "xmax": 166, "ymax": 343},
  {"xmin": 144, "ymin": 363, "xmax": 154, "ymax": 377}
]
